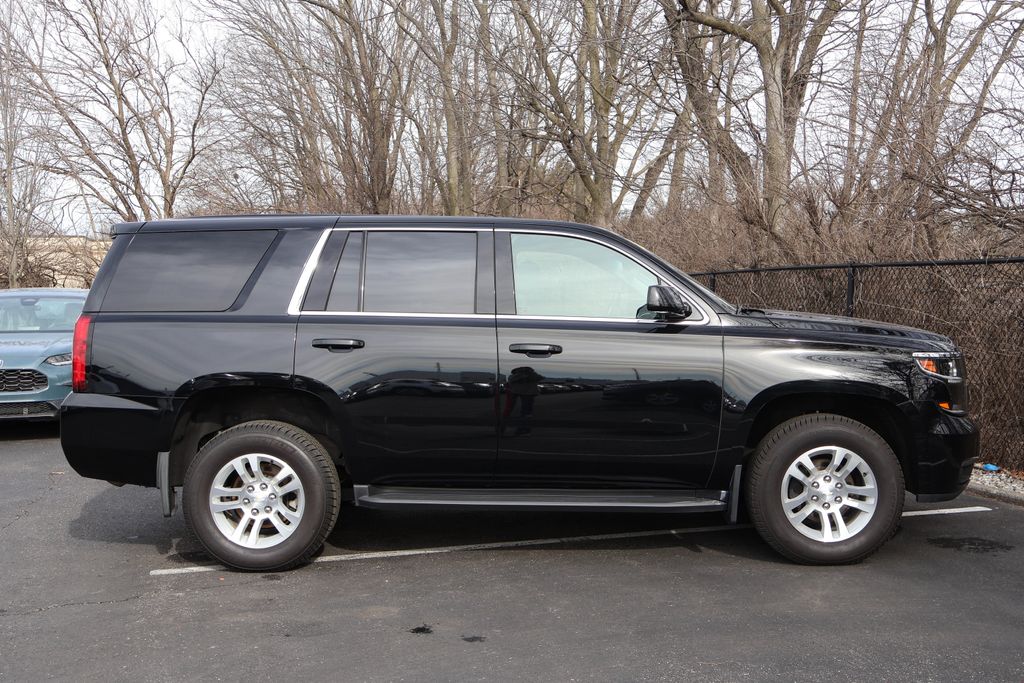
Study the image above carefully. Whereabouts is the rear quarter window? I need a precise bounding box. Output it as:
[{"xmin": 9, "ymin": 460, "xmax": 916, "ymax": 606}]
[{"xmin": 101, "ymin": 230, "xmax": 277, "ymax": 312}]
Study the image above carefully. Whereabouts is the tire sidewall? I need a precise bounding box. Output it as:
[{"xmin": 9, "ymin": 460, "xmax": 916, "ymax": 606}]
[
  {"xmin": 184, "ymin": 429, "xmax": 330, "ymax": 571},
  {"xmin": 755, "ymin": 420, "xmax": 903, "ymax": 563}
]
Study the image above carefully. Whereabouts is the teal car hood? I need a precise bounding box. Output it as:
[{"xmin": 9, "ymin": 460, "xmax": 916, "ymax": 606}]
[{"xmin": 0, "ymin": 332, "xmax": 72, "ymax": 367}]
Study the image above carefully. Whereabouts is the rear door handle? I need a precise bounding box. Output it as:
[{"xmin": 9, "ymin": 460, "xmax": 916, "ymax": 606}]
[
  {"xmin": 312, "ymin": 338, "xmax": 365, "ymax": 352},
  {"xmin": 509, "ymin": 343, "xmax": 562, "ymax": 356}
]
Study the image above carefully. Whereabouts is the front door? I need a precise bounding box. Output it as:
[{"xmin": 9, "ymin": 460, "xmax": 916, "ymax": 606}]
[
  {"xmin": 294, "ymin": 226, "xmax": 498, "ymax": 486},
  {"xmin": 494, "ymin": 230, "xmax": 723, "ymax": 489}
]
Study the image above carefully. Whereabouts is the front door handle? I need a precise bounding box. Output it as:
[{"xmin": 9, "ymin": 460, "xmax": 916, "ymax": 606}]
[
  {"xmin": 312, "ymin": 338, "xmax": 365, "ymax": 352},
  {"xmin": 509, "ymin": 343, "xmax": 562, "ymax": 357}
]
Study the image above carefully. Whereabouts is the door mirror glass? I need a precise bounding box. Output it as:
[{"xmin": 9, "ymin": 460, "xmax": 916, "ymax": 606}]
[{"xmin": 646, "ymin": 285, "xmax": 692, "ymax": 319}]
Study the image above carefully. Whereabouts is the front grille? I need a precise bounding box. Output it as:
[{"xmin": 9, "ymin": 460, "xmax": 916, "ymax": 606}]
[
  {"xmin": 0, "ymin": 369, "xmax": 48, "ymax": 392},
  {"xmin": 0, "ymin": 401, "xmax": 55, "ymax": 416}
]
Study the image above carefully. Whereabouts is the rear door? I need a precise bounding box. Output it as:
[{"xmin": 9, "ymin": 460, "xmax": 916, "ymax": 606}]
[
  {"xmin": 293, "ymin": 226, "xmax": 498, "ymax": 486},
  {"xmin": 494, "ymin": 228, "xmax": 723, "ymax": 489}
]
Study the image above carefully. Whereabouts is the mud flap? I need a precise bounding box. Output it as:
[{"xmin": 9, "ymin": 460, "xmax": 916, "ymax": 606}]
[
  {"xmin": 727, "ymin": 464, "xmax": 742, "ymax": 524},
  {"xmin": 156, "ymin": 451, "xmax": 176, "ymax": 517}
]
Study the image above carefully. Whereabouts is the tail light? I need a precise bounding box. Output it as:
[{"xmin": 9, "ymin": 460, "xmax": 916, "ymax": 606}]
[{"xmin": 72, "ymin": 314, "xmax": 93, "ymax": 392}]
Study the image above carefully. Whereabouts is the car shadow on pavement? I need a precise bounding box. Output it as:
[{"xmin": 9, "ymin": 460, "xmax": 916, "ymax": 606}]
[
  {"xmin": 68, "ymin": 490, "xmax": 785, "ymax": 569},
  {"xmin": 0, "ymin": 421, "xmax": 60, "ymax": 441},
  {"xmin": 67, "ymin": 485, "xmax": 204, "ymax": 561},
  {"xmin": 319, "ymin": 505, "xmax": 786, "ymax": 566}
]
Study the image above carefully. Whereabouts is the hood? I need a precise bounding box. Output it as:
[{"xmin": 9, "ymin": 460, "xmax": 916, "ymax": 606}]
[
  {"xmin": 0, "ymin": 332, "xmax": 73, "ymax": 367},
  {"xmin": 724, "ymin": 308, "xmax": 955, "ymax": 352}
]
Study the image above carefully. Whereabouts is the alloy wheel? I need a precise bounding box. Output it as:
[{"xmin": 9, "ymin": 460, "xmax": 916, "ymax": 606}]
[
  {"xmin": 208, "ymin": 453, "xmax": 305, "ymax": 549},
  {"xmin": 779, "ymin": 446, "xmax": 878, "ymax": 543}
]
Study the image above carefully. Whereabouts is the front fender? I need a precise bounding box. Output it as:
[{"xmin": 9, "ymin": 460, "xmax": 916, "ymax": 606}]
[{"xmin": 708, "ymin": 336, "xmax": 924, "ymax": 487}]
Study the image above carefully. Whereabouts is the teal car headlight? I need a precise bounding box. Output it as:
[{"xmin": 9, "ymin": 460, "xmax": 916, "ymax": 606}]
[{"xmin": 44, "ymin": 353, "xmax": 73, "ymax": 366}]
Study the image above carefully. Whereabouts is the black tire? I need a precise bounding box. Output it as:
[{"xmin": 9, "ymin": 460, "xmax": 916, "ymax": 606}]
[
  {"xmin": 183, "ymin": 420, "xmax": 341, "ymax": 571},
  {"xmin": 745, "ymin": 413, "xmax": 904, "ymax": 565}
]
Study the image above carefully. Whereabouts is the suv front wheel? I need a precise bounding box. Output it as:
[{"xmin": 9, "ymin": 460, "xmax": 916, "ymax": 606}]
[
  {"xmin": 183, "ymin": 420, "xmax": 341, "ymax": 571},
  {"xmin": 745, "ymin": 413, "xmax": 904, "ymax": 564}
]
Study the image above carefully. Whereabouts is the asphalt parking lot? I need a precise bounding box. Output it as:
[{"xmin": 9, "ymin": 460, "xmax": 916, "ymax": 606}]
[{"xmin": 1, "ymin": 423, "xmax": 1022, "ymax": 682}]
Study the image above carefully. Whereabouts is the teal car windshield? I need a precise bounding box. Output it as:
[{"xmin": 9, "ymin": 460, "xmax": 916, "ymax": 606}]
[{"xmin": 0, "ymin": 295, "xmax": 85, "ymax": 333}]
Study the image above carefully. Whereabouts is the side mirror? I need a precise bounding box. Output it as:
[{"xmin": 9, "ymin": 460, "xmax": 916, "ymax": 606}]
[{"xmin": 647, "ymin": 285, "xmax": 692, "ymax": 320}]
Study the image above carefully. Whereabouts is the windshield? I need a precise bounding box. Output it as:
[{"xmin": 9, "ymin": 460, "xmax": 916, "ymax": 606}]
[{"xmin": 0, "ymin": 295, "xmax": 85, "ymax": 333}]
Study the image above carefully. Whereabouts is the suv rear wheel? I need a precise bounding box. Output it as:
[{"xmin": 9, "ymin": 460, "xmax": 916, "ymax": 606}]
[
  {"xmin": 745, "ymin": 413, "xmax": 904, "ymax": 564},
  {"xmin": 183, "ymin": 420, "xmax": 341, "ymax": 571}
]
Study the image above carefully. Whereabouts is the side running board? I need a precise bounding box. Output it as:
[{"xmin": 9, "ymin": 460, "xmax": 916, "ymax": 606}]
[{"xmin": 352, "ymin": 485, "xmax": 729, "ymax": 514}]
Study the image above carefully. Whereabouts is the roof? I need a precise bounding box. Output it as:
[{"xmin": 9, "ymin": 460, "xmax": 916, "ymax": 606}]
[{"xmin": 111, "ymin": 214, "xmax": 621, "ymax": 240}]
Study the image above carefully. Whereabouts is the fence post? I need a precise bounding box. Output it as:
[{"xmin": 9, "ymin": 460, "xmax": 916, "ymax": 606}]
[
  {"xmin": 709, "ymin": 273, "xmax": 717, "ymax": 292},
  {"xmin": 845, "ymin": 266, "xmax": 856, "ymax": 317}
]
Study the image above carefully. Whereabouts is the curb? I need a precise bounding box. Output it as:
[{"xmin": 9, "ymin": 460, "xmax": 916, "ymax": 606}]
[{"xmin": 966, "ymin": 480, "xmax": 1024, "ymax": 507}]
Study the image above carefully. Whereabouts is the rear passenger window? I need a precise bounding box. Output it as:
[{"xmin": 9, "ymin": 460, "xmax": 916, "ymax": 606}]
[
  {"xmin": 311, "ymin": 231, "xmax": 478, "ymax": 314},
  {"xmin": 364, "ymin": 232, "xmax": 476, "ymax": 313},
  {"xmin": 102, "ymin": 230, "xmax": 276, "ymax": 312}
]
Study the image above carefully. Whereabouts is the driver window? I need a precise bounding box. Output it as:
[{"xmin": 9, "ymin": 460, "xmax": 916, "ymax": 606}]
[{"xmin": 511, "ymin": 233, "xmax": 658, "ymax": 318}]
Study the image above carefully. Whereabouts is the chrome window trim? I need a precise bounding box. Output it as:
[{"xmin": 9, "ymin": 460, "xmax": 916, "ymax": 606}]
[
  {"xmin": 287, "ymin": 228, "xmax": 332, "ymax": 315},
  {"xmin": 331, "ymin": 226, "xmax": 483, "ymax": 232},
  {"xmin": 496, "ymin": 314, "xmax": 699, "ymax": 326},
  {"xmin": 297, "ymin": 310, "xmax": 493, "ymax": 319},
  {"xmin": 288, "ymin": 225, "xmax": 717, "ymax": 326}
]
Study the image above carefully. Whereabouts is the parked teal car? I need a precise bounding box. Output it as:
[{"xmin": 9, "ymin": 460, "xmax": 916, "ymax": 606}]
[{"xmin": 0, "ymin": 288, "xmax": 88, "ymax": 420}]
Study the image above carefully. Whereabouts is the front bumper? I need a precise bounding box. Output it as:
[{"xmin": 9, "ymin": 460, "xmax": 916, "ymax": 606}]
[
  {"xmin": 0, "ymin": 365, "xmax": 72, "ymax": 420},
  {"xmin": 0, "ymin": 400, "xmax": 62, "ymax": 420},
  {"xmin": 908, "ymin": 406, "xmax": 980, "ymax": 502}
]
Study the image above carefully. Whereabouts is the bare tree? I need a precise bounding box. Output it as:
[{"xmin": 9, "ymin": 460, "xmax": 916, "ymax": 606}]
[
  {"xmin": 3, "ymin": 0, "xmax": 1024, "ymax": 285},
  {"xmin": 500, "ymin": 0, "xmax": 673, "ymax": 225},
  {"xmin": 20, "ymin": 0, "xmax": 219, "ymax": 222},
  {"xmin": 661, "ymin": 0, "xmax": 845, "ymax": 246},
  {"xmin": 0, "ymin": 1, "xmax": 54, "ymax": 287}
]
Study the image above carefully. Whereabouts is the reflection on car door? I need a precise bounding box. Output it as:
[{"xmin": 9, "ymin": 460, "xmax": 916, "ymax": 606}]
[
  {"xmin": 494, "ymin": 230, "xmax": 723, "ymax": 489},
  {"xmin": 294, "ymin": 227, "xmax": 498, "ymax": 486}
]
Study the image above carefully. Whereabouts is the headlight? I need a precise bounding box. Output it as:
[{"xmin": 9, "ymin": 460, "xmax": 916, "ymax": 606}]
[
  {"xmin": 44, "ymin": 353, "xmax": 73, "ymax": 366},
  {"xmin": 913, "ymin": 351, "xmax": 967, "ymax": 412},
  {"xmin": 912, "ymin": 352, "xmax": 964, "ymax": 379}
]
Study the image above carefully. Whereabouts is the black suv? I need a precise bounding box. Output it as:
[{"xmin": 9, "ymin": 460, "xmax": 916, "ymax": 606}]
[{"xmin": 61, "ymin": 216, "xmax": 979, "ymax": 570}]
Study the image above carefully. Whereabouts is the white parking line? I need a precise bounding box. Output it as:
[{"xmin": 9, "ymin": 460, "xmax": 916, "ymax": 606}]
[
  {"xmin": 149, "ymin": 524, "xmax": 747, "ymax": 576},
  {"xmin": 901, "ymin": 505, "xmax": 991, "ymax": 517},
  {"xmin": 148, "ymin": 505, "xmax": 994, "ymax": 577}
]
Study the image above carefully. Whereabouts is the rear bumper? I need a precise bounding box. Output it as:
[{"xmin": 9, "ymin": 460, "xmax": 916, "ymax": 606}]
[
  {"xmin": 60, "ymin": 392, "xmax": 166, "ymax": 486},
  {"xmin": 908, "ymin": 407, "xmax": 979, "ymax": 502}
]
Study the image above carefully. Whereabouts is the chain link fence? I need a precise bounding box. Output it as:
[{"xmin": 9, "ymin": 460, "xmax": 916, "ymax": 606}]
[{"xmin": 692, "ymin": 258, "xmax": 1024, "ymax": 471}]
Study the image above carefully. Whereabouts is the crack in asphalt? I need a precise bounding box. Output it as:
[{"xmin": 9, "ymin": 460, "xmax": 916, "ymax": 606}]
[
  {"xmin": 0, "ymin": 472, "xmax": 63, "ymax": 538},
  {"xmin": 1, "ymin": 571, "xmax": 268, "ymax": 618},
  {"xmin": 2, "ymin": 593, "xmax": 145, "ymax": 617}
]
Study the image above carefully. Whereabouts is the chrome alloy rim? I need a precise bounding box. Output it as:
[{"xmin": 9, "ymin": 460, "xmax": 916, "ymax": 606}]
[
  {"xmin": 209, "ymin": 453, "xmax": 305, "ymax": 549},
  {"xmin": 780, "ymin": 446, "xmax": 878, "ymax": 543}
]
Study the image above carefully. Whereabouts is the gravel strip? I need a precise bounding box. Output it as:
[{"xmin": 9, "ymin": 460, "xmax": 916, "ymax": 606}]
[{"xmin": 967, "ymin": 466, "xmax": 1024, "ymax": 506}]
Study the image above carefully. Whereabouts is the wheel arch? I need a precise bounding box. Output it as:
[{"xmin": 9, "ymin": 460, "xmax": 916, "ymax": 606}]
[
  {"xmin": 737, "ymin": 382, "xmax": 915, "ymax": 491},
  {"xmin": 168, "ymin": 380, "xmax": 346, "ymax": 487}
]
